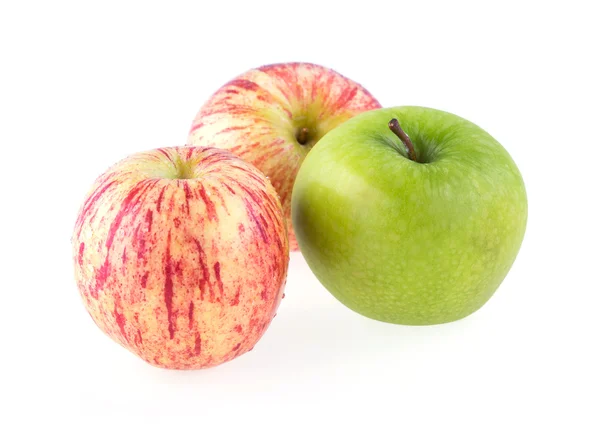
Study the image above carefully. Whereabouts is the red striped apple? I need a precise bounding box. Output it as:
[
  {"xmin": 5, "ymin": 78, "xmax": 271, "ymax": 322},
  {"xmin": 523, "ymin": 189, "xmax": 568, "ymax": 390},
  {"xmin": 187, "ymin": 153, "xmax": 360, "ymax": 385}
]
[
  {"xmin": 187, "ymin": 62, "xmax": 381, "ymax": 250},
  {"xmin": 72, "ymin": 146, "xmax": 289, "ymax": 369}
]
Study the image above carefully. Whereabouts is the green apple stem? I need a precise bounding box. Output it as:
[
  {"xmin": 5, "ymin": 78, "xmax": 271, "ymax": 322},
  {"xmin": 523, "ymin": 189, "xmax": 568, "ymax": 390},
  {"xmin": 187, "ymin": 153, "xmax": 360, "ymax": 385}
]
[
  {"xmin": 388, "ymin": 119, "xmax": 417, "ymax": 162},
  {"xmin": 296, "ymin": 127, "xmax": 310, "ymax": 145}
]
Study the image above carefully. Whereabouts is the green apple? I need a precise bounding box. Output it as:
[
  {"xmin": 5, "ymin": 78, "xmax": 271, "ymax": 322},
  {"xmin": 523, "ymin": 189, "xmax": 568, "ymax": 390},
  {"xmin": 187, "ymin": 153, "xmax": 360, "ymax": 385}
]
[{"xmin": 292, "ymin": 106, "xmax": 527, "ymax": 325}]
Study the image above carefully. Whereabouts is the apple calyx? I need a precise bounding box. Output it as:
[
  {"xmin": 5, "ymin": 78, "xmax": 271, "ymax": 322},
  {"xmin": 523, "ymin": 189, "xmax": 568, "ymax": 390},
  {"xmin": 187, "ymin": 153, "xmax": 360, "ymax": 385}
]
[
  {"xmin": 295, "ymin": 127, "xmax": 311, "ymax": 145},
  {"xmin": 388, "ymin": 119, "xmax": 418, "ymax": 162}
]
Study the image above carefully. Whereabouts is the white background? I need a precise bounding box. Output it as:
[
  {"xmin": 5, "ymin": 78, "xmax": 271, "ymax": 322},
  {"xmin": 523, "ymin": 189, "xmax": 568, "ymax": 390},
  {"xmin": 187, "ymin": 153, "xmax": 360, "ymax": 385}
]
[{"xmin": 2, "ymin": 1, "xmax": 599, "ymax": 427}]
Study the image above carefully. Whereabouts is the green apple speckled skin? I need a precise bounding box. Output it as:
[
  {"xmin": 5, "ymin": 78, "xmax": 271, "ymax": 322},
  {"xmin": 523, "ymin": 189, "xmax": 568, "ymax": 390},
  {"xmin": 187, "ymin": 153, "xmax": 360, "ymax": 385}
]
[{"xmin": 292, "ymin": 106, "xmax": 527, "ymax": 325}]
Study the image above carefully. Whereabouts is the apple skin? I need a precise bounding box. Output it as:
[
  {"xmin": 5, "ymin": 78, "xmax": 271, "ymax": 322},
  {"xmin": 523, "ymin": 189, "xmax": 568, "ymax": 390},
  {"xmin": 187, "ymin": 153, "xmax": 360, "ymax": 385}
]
[
  {"xmin": 292, "ymin": 106, "xmax": 527, "ymax": 325},
  {"xmin": 72, "ymin": 146, "xmax": 289, "ymax": 369},
  {"xmin": 187, "ymin": 62, "xmax": 381, "ymax": 251}
]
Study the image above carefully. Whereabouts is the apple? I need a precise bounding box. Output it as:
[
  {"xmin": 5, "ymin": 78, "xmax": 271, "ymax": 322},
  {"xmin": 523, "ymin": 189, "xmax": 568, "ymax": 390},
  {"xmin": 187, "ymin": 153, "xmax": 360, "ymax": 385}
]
[
  {"xmin": 292, "ymin": 106, "xmax": 527, "ymax": 325},
  {"xmin": 72, "ymin": 146, "xmax": 289, "ymax": 369},
  {"xmin": 187, "ymin": 62, "xmax": 381, "ymax": 251}
]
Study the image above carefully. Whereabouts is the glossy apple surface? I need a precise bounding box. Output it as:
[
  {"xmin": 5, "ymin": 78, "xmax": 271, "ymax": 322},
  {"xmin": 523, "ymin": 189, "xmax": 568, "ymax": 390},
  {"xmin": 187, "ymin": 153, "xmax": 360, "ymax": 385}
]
[
  {"xmin": 188, "ymin": 62, "xmax": 381, "ymax": 250},
  {"xmin": 292, "ymin": 106, "xmax": 527, "ymax": 325},
  {"xmin": 72, "ymin": 146, "xmax": 288, "ymax": 369}
]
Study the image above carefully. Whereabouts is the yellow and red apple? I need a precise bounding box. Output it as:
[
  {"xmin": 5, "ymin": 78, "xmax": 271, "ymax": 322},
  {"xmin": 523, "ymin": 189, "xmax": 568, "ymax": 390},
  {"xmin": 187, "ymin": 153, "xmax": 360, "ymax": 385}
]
[
  {"xmin": 72, "ymin": 146, "xmax": 289, "ymax": 369},
  {"xmin": 188, "ymin": 62, "xmax": 381, "ymax": 250}
]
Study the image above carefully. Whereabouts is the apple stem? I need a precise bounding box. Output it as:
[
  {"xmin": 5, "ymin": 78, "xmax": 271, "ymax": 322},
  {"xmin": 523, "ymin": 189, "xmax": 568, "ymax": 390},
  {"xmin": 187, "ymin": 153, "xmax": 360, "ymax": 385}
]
[
  {"xmin": 296, "ymin": 127, "xmax": 310, "ymax": 145},
  {"xmin": 388, "ymin": 119, "xmax": 417, "ymax": 162}
]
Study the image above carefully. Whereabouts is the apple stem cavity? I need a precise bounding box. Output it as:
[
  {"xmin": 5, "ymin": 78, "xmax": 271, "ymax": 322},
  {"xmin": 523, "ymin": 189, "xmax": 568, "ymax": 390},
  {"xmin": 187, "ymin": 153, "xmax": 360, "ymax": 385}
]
[
  {"xmin": 388, "ymin": 119, "xmax": 418, "ymax": 162},
  {"xmin": 296, "ymin": 127, "xmax": 310, "ymax": 145}
]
